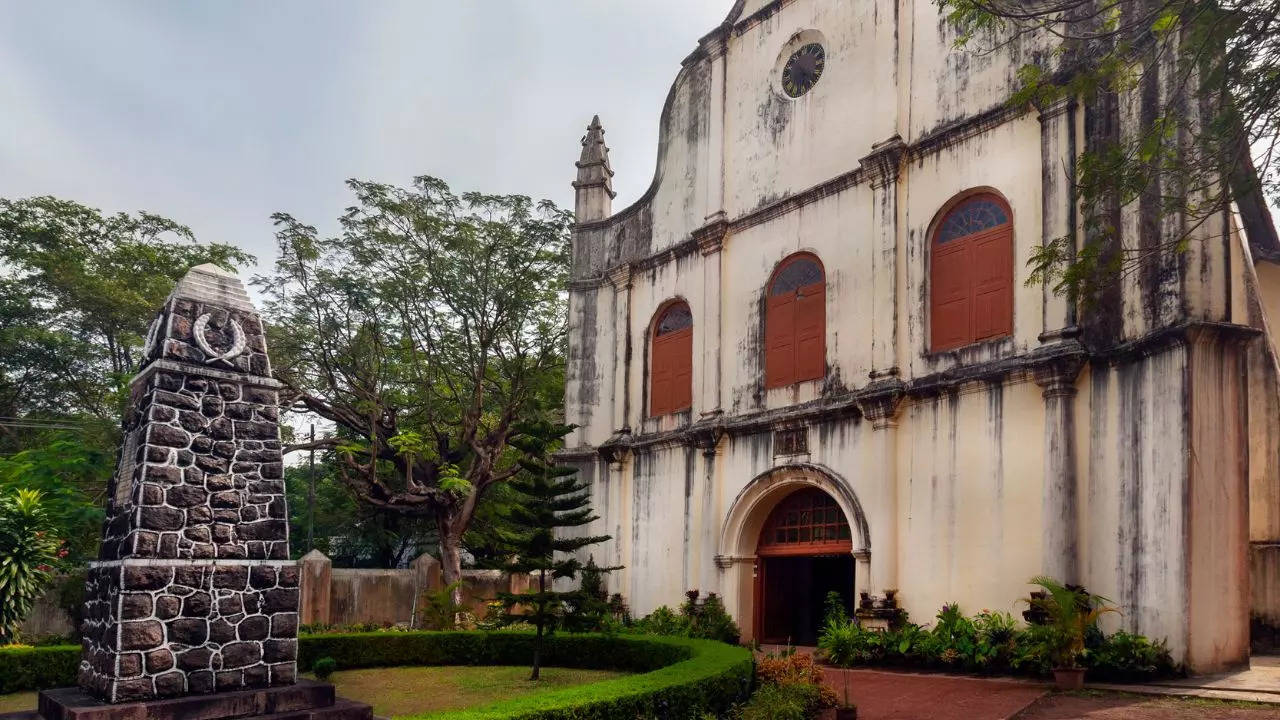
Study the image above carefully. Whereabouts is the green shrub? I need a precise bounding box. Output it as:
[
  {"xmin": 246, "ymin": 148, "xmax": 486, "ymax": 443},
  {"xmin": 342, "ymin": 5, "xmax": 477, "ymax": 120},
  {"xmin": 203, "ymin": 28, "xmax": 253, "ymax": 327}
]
[
  {"xmin": 0, "ymin": 644, "xmax": 79, "ymax": 694},
  {"xmin": 416, "ymin": 582, "xmax": 466, "ymax": 631},
  {"xmin": 817, "ymin": 599, "xmax": 1180, "ymax": 682},
  {"xmin": 740, "ymin": 682, "xmax": 823, "ymax": 720},
  {"xmin": 628, "ymin": 591, "xmax": 741, "ymax": 645},
  {"xmin": 0, "ymin": 489, "xmax": 63, "ymax": 642},
  {"xmin": 1087, "ymin": 631, "xmax": 1176, "ymax": 682},
  {"xmin": 312, "ymin": 656, "xmax": 337, "ymax": 680}
]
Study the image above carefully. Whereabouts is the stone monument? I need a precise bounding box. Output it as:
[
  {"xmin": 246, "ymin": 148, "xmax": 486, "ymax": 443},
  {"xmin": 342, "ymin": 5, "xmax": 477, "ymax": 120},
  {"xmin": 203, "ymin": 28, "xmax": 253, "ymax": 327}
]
[{"xmin": 33, "ymin": 265, "xmax": 371, "ymax": 719}]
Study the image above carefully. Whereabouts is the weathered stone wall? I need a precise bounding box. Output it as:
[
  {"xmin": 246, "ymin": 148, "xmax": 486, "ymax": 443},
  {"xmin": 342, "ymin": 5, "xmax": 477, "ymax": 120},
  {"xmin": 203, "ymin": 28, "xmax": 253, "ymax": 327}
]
[
  {"xmin": 297, "ymin": 552, "xmax": 532, "ymax": 627},
  {"xmin": 78, "ymin": 265, "xmax": 298, "ymax": 703},
  {"xmin": 562, "ymin": 0, "xmax": 1265, "ymax": 674}
]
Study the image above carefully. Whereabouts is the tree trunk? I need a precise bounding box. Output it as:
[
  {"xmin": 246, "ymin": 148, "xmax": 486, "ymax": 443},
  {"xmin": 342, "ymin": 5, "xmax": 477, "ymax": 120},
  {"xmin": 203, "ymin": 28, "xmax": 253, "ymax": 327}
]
[
  {"xmin": 531, "ymin": 568, "xmax": 546, "ymax": 681},
  {"xmin": 436, "ymin": 511, "xmax": 465, "ymax": 607}
]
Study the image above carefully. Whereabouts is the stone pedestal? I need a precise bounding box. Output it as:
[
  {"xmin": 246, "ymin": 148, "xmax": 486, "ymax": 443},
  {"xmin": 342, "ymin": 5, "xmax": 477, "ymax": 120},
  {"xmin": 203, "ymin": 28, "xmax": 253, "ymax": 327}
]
[{"xmin": 33, "ymin": 265, "xmax": 372, "ymax": 719}]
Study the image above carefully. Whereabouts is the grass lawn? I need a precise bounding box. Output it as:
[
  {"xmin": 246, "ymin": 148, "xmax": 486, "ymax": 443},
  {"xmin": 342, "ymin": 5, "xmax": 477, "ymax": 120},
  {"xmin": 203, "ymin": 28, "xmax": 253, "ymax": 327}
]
[
  {"xmin": 0, "ymin": 692, "xmax": 34, "ymax": 714},
  {"xmin": 0, "ymin": 667, "xmax": 628, "ymax": 719},
  {"xmin": 321, "ymin": 666, "xmax": 629, "ymax": 718}
]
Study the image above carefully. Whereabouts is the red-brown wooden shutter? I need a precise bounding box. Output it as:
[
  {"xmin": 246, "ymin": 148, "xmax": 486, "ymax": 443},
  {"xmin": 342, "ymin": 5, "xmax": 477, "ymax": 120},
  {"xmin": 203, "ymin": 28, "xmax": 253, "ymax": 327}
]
[
  {"xmin": 794, "ymin": 282, "xmax": 825, "ymax": 382},
  {"xmin": 650, "ymin": 303, "xmax": 693, "ymax": 417},
  {"xmin": 765, "ymin": 293, "xmax": 796, "ymax": 388},
  {"xmin": 930, "ymin": 240, "xmax": 971, "ymax": 351},
  {"xmin": 651, "ymin": 336, "xmax": 674, "ymax": 416},
  {"xmin": 931, "ymin": 195, "xmax": 1014, "ymax": 351},
  {"xmin": 668, "ymin": 328, "xmax": 693, "ymax": 412},
  {"xmin": 970, "ymin": 228, "xmax": 1013, "ymax": 341}
]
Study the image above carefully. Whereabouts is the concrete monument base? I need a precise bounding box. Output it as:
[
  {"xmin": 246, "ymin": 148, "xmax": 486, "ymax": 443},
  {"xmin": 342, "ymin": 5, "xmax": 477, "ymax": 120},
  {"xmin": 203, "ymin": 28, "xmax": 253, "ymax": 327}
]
[{"xmin": 4, "ymin": 680, "xmax": 373, "ymax": 720}]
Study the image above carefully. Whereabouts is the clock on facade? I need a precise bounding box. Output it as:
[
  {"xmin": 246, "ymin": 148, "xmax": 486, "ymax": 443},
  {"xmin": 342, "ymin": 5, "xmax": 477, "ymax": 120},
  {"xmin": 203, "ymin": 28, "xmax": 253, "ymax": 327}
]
[{"xmin": 781, "ymin": 43, "xmax": 826, "ymax": 98}]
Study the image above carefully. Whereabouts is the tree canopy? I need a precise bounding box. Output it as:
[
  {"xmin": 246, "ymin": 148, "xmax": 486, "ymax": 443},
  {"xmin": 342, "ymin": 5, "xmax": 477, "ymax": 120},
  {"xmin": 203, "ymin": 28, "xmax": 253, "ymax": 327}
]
[
  {"xmin": 937, "ymin": 0, "xmax": 1280, "ymax": 300},
  {"xmin": 0, "ymin": 196, "xmax": 252, "ymax": 432},
  {"xmin": 257, "ymin": 176, "xmax": 572, "ymax": 589}
]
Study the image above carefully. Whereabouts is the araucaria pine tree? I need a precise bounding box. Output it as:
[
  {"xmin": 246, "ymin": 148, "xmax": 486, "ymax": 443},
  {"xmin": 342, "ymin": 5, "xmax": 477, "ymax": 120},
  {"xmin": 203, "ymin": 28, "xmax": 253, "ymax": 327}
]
[{"xmin": 494, "ymin": 420, "xmax": 611, "ymax": 680}]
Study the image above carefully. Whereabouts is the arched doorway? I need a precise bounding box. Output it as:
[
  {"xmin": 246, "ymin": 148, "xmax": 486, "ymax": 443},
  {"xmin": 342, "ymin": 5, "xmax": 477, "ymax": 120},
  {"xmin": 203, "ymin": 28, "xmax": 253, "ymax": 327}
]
[{"xmin": 754, "ymin": 487, "xmax": 855, "ymax": 645}]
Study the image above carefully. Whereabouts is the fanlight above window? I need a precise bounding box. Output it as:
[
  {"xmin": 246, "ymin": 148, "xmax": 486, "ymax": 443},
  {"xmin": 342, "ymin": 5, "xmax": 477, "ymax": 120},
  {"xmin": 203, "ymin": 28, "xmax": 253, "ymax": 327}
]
[
  {"xmin": 757, "ymin": 488, "xmax": 852, "ymax": 557},
  {"xmin": 930, "ymin": 193, "xmax": 1014, "ymax": 352},
  {"xmin": 650, "ymin": 301, "xmax": 693, "ymax": 417}
]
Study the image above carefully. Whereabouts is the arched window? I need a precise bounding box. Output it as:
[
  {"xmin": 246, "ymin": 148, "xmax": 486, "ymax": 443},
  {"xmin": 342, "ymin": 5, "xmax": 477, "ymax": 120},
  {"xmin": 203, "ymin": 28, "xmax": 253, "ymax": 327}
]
[
  {"xmin": 766, "ymin": 253, "xmax": 826, "ymax": 389},
  {"xmin": 757, "ymin": 488, "xmax": 852, "ymax": 557},
  {"xmin": 930, "ymin": 193, "xmax": 1014, "ymax": 351},
  {"xmin": 650, "ymin": 301, "xmax": 693, "ymax": 417}
]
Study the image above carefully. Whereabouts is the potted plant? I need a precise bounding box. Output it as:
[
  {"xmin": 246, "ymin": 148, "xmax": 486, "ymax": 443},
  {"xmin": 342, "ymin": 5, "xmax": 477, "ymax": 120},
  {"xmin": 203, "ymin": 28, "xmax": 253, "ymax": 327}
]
[{"xmin": 1026, "ymin": 576, "xmax": 1116, "ymax": 690}]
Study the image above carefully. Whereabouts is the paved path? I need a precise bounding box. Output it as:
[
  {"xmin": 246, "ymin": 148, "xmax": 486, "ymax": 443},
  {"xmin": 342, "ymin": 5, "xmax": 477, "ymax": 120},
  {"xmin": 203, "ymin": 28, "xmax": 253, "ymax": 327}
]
[
  {"xmin": 820, "ymin": 668, "xmax": 1048, "ymax": 720},
  {"xmin": 1089, "ymin": 655, "xmax": 1280, "ymax": 705}
]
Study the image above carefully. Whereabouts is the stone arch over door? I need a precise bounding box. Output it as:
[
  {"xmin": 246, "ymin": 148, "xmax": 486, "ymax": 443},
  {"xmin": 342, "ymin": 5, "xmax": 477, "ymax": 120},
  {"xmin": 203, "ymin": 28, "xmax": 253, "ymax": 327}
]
[{"xmin": 717, "ymin": 463, "xmax": 870, "ymax": 643}]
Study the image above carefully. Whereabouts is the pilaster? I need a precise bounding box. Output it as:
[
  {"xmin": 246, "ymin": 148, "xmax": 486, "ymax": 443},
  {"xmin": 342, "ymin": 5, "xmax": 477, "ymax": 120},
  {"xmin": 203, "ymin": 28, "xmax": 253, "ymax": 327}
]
[
  {"xmin": 1037, "ymin": 97, "xmax": 1080, "ymax": 341},
  {"xmin": 855, "ymin": 378, "xmax": 905, "ymax": 593},
  {"xmin": 607, "ymin": 265, "xmax": 634, "ymax": 435},
  {"xmin": 859, "ymin": 137, "xmax": 907, "ymax": 377},
  {"xmin": 1032, "ymin": 351, "xmax": 1085, "ymax": 584},
  {"xmin": 694, "ymin": 220, "xmax": 728, "ymax": 417}
]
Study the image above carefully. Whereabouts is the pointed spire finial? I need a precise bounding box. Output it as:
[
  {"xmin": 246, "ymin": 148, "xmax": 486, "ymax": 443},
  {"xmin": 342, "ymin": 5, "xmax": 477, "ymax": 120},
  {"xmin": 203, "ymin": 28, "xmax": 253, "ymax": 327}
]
[{"xmin": 573, "ymin": 114, "xmax": 616, "ymax": 222}]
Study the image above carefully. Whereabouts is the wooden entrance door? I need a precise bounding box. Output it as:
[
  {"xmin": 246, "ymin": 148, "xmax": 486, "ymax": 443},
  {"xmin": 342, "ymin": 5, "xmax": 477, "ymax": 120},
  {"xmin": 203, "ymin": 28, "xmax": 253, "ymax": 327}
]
[{"xmin": 754, "ymin": 488, "xmax": 855, "ymax": 645}]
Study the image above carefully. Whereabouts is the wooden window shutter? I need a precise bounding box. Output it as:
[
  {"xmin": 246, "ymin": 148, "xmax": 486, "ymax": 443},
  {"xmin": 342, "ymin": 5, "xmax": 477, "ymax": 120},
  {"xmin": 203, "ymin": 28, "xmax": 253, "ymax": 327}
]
[
  {"xmin": 765, "ymin": 293, "xmax": 796, "ymax": 388},
  {"xmin": 931, "ymin": 194, "xmax": 1013, "ymax": 351},
  {"xmin": 670, "ymin": 329, "xmax": 693, "ymax": 412},
  {"xmin": 651, "ymin": 338, "xmax": 674, "ymax": 416},
  {"xmin": 794, "ymin": 282, "xmax": 825, "ymax": 382},
  {"xmin": 650, "ymin": 303, "xmax": 693, "ymax": 417},
  {"xmin": 970, "ymin": 229, "xmax": 1013, "ymax": 340},
  {"xmin": 766, "ymin": 254, "xmax": 825, "ymax": 389},
  {"xmin": 930, "ymin": 242, "xmax": 971, "ymax": 351}
]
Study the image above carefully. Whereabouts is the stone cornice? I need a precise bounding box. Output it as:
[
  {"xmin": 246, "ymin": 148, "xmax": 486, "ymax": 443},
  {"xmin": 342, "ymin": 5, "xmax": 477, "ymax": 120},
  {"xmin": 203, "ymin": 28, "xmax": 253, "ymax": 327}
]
[
  {"xmin": 131, "ymin": 359, "xmax": 283, "ymax": 391},
  {"xmin": 571, "ymin": 324, "xmax": 1252, "ymax": 455}
]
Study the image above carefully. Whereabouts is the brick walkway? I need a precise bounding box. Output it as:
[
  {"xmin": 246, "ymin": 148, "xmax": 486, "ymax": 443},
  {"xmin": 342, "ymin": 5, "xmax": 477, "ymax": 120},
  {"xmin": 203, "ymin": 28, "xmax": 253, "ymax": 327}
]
[{"xmin": 821, "ymin": 667, "xmax": 1048, "ymax": 720}]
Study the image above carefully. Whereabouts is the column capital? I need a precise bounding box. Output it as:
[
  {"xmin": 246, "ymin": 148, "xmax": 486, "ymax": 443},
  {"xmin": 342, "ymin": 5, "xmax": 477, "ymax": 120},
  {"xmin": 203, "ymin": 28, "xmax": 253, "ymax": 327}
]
[
  {"xmin": 858, "ymin": 135, "xmax": 908, "ymax": 190},
  {"xmin": 855, "ymin": 379, "xmax": 906, "ymax": 429},
  {"xmin": 1035, "ymin": 96, "xmax": 1077, "ymax": 122},
  {"xmin": 693, "ymin": 216, "xmax": 729, "ymax": 256},
  {"xmin": 1031, "ymin": 349, "xmax": 1086, "ymax": 400},
  {"xmin": 606, "ymin": 263, "xmax": 633, "ymax": 291}
]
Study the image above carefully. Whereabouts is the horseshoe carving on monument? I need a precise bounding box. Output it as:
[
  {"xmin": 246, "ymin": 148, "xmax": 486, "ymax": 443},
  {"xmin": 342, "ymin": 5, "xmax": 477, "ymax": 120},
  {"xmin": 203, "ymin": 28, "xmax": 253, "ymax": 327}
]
[{"xmin": 193, "ymin": 313, "xmax": 247, "ymax": 365}]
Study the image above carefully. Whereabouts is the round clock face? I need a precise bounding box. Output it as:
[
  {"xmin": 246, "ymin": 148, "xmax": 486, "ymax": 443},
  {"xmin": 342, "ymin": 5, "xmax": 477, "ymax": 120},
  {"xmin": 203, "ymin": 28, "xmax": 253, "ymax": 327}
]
[{"xmin": 782, "ymin": 43, "xmax": 826, "ymax": 98}]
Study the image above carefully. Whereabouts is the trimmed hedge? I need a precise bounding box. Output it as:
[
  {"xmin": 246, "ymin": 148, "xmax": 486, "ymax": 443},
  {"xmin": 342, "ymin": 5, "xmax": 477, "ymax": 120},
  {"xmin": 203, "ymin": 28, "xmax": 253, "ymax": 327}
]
[
  {"xmin": 300, "ymin": 631, "xmax": 753, "ymax": 720},
  {"xmin": 0, "ymin": 632, "xmax": 754, "ymax": 720},
  {"xmin": 0, "ymin": 645, "xmax": 80, "ymax": 694}
]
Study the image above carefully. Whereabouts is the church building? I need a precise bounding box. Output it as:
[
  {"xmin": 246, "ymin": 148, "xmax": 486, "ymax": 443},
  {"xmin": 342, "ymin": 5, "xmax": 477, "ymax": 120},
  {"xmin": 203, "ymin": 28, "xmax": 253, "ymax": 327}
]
[{"xmin": 559, "ymin": 0, "xmax": 1280, "ymax": 673}]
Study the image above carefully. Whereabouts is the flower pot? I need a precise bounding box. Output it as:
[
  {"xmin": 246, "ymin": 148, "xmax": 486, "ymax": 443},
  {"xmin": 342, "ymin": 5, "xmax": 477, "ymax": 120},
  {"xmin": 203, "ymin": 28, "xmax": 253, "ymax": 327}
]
[{"xmin": 1053, "ymin": 667, "xmax": 1086, "ymax": 691}]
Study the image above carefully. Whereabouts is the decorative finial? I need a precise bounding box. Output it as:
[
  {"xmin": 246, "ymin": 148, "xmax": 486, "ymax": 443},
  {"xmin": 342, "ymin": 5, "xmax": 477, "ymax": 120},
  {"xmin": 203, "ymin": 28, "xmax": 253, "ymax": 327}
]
[{"xmin": 572, "ymin": 115, "xmax": 616, "ymax": 222}]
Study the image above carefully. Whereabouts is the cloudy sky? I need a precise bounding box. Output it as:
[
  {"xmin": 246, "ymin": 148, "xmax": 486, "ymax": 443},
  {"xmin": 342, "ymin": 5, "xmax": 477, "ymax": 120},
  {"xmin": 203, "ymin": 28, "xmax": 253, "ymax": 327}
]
[{"xmin": 0, "ymin": 1, "xmax": 730, "ymax": 282}]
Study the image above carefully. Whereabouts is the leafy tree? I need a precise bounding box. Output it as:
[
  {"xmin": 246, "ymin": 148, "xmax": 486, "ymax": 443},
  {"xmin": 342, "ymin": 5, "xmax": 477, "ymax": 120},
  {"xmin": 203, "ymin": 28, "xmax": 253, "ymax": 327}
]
[
  {"xmin": 284, "ymin": 458, "xmax": 434, "ymax": 567},
  {"xmin": 936, "ymin": 0, "xmax": 1280, "ymax": 301},
  {"xmin": 0, "ymin": 489, "xmax": 63, "ymax": 642},
  {"xmin": 0, "ymin": 196, "xmax": 252, "ymax": 429},
  {"xmin": 0, "ymin": 434, "xmax": 108, "ymax": 564},
  {"xmin": 257, "ymin": 176, "xmax": 571, "ymax": 597},
  {"xmin": 490, "ymin": 420, "xmax": 611, "ymax": 680}
]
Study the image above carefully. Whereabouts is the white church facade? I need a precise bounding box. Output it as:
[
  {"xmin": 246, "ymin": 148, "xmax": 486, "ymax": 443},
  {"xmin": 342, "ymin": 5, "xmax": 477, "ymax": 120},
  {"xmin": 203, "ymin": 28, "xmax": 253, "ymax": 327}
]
[{"xmin": 560, "ymin": 0, "xmax": 1280, "ymax": 673}]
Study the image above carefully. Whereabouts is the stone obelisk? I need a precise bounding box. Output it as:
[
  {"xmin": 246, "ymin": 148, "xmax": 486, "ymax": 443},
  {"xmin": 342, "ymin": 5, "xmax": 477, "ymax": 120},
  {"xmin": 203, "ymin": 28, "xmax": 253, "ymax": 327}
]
[{"xmin": 39, "ymin": 265, "xmax": 370, "ymax": 719}]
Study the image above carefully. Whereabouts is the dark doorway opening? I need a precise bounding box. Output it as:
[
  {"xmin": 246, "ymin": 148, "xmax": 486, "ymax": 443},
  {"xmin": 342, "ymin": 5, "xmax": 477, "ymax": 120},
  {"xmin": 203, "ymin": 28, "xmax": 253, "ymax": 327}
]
[{"xmin": 758, "ymin": 554, "xmax": 855, "ymax": 646}]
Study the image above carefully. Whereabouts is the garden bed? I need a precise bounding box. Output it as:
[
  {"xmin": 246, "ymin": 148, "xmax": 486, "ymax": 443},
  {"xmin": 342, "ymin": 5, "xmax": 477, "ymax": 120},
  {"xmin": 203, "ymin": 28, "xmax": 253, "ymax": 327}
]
[{"xmin": 0, "ymin": 631, "xmax": 753, "ymax": 719}]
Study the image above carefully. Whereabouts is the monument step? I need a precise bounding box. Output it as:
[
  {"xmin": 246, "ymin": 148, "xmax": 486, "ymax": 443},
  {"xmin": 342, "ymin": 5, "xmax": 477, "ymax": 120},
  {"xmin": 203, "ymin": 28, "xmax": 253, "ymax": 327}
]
[{"xmin": 32, "ymin": 680, "xmax": 368, "ymax": 720}]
